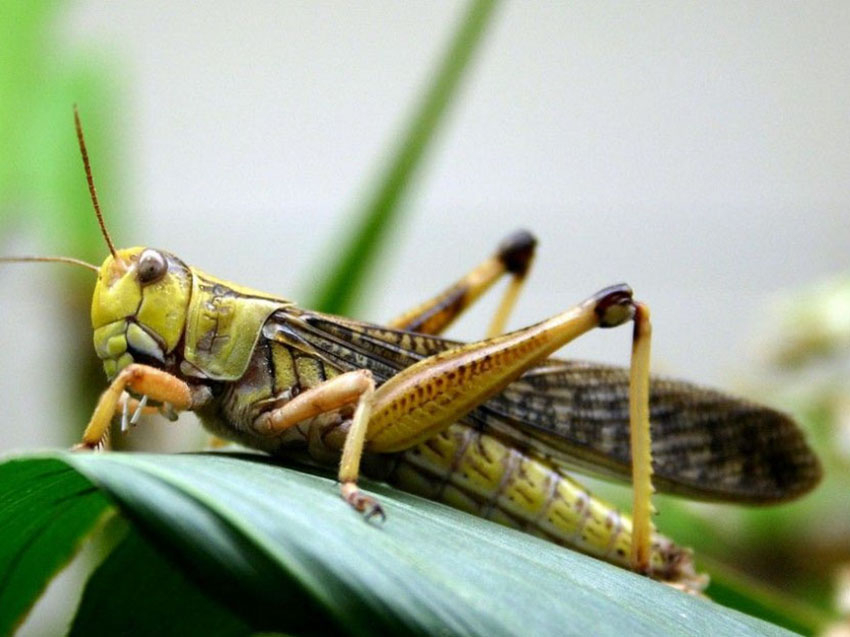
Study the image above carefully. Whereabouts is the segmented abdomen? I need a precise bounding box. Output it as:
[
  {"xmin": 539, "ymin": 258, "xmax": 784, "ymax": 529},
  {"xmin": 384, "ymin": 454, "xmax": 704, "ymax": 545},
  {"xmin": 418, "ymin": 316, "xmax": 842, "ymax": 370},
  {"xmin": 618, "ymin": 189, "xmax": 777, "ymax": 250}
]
[{"xmin": 387, "ymin": 423, "xmax": 702, "ymax": 587}]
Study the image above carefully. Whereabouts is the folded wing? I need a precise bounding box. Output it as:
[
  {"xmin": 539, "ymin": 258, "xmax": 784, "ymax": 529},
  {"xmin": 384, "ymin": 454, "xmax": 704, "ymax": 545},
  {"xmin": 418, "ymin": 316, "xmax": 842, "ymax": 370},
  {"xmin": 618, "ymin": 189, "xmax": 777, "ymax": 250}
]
[
  {"xmin": 277, "ymin": 310, "xmax": 822, "ymax": 503},
  {"xmin": 476, "ymin": 360, "xmax": 821, "ymax": 503}
]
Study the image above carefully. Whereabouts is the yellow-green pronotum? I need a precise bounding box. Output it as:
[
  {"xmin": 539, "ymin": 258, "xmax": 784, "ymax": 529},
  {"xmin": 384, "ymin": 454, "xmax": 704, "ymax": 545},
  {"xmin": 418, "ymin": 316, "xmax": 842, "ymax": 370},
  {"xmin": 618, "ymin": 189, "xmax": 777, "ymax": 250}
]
[{"xmin": 0, "ymin": 109, "xmax": 822, "ymax": 593}]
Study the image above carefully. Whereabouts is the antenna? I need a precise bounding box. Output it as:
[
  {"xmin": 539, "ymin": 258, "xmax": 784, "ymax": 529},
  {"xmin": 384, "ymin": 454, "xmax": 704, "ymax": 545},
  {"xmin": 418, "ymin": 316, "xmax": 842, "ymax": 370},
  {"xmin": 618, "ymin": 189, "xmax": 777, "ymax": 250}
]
[
  {"xmin": 0, "ymin": 256, "xmax": 99, "ymax": 273},
  {"xmin": 73, "ymin": 105, "xmax": 118, "ymax": 260}
]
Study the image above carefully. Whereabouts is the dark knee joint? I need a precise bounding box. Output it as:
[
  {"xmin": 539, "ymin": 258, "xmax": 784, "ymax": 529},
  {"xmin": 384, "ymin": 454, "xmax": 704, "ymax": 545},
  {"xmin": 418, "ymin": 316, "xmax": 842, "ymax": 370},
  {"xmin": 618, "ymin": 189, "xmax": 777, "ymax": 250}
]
[
  {"xmin": 593, "ymin": 284, "xmax": 636, "ymax": 327},
  {"xmin": 497, "ymin": 229, "xmax": 537, "ymax": 277}
]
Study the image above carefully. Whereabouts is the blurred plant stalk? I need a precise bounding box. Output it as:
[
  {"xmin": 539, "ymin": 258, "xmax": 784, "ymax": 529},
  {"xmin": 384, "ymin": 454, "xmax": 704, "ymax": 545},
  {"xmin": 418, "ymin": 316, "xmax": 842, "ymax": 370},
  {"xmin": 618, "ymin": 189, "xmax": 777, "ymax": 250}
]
[
  {"xmin": 310, "ymin": 0, "xmax": 500, "ymax": 315},
  {"xmin": 0, "ymin": 1, "xmax": 125, "ymax": 442}
]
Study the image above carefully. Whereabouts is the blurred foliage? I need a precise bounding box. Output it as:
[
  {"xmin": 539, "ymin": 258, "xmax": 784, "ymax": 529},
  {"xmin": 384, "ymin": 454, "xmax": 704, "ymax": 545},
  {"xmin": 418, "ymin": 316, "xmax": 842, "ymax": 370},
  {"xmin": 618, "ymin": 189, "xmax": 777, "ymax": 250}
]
[
  {"xmin": 0, "ymin": 0, "xmax": 123, "ymax": 265},
  {"xmin": 765, "ymin": 277, "xmax": 850, "ymax": 368},
  {"xmin": 0, "ymin": 0, "xmax": 125, "ymax": 435},
  {"xmin": 70, "ymin": 528, "xmax": 252, "ymax": 637},
  {"xmin": 747, "ymin": 276, "xmax": 850, "ymax": 635}
]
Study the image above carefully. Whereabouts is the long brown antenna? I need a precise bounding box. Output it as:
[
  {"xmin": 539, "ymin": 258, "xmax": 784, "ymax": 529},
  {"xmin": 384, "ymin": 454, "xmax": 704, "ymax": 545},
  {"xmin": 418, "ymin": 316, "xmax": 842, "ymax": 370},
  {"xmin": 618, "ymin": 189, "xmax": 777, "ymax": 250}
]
[
  {"xmin": 73, "ymin": 105, "xmax": 118, "ymax": 259},
  {"xmin": 0, "ymin": 256, "xmax": 99, "ymax": 273}
]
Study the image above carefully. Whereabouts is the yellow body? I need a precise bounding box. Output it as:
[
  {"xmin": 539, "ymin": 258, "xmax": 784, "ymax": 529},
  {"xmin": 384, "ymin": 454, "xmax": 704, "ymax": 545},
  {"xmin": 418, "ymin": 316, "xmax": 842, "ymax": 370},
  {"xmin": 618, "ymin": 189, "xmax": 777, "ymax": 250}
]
[{"xmin": 182, "ymin": 270, "xmax": 290, "ymax": 380}]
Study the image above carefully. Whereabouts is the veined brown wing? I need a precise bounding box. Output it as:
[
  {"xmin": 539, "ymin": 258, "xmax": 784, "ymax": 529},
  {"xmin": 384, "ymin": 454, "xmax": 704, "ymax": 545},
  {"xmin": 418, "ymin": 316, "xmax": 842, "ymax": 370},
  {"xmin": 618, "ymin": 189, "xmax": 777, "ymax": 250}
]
[
  {"xmin": 478, "ymin": 360, "xmax": 821, "ymax": 503},
  {"xmin": 272, "ymin": 309, "xmax": 822, "ymax": 503}
]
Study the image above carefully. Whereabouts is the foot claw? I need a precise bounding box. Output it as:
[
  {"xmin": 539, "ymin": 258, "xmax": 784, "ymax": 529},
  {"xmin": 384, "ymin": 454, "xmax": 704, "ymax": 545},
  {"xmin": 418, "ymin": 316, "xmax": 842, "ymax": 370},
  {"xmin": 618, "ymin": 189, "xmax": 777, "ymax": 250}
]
[
  {"xmin": 130, "ymin": 394, "xmax": 148, "ymax": 426},
  {"xmin": 121, "ymin": 396, "xmax": 129, "ymax": 433},
  {"xmin": 365, "ymin": 502, "xmax": 386, "ymax": 523},
  {"xmin": 71, "ymin": 429, "xmax": 109, "ymax": 453},
  {"xmin": 343, "ymin": 484, "xmax": 386, "ymax": 523},
  {"xmin": 70, "ymin": 442, "xmax": 100, "ymax": 453}
]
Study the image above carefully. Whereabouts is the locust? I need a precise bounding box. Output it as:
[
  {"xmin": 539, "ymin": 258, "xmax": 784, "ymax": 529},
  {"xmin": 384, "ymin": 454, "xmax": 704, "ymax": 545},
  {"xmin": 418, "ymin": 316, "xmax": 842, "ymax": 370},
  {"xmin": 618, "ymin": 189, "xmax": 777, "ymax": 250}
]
[{"xmin": 1, "ymin": 109, "xmax": 822, "ymax": 594}]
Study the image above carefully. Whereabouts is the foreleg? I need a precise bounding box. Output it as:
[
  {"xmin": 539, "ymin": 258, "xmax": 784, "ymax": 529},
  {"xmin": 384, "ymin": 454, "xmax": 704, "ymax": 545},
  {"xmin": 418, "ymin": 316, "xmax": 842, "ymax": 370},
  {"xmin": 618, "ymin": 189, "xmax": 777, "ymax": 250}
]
[{"xmin": 73, "ymin": 364, "xmax": 192, "ymax": 450}]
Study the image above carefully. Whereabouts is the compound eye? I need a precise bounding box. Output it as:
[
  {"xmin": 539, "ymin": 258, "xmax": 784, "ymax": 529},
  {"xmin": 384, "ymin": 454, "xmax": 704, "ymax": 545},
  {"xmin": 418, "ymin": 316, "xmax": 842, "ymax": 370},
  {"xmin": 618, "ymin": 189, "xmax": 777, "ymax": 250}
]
[{"xmin": 137, "ymin": 249, "xmax": 167, "ymax": 284}]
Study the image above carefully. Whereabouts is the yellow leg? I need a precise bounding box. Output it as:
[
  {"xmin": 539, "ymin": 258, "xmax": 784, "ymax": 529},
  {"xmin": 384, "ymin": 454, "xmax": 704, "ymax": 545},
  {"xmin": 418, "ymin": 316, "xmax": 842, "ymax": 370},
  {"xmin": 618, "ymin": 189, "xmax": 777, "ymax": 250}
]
[
  {"xmin": 338, "ymin": 377, "xmax": 381, "ymax": 519},
  {"xmin": 250, "ymin": 370, "xmax": 381, "ymax": 519},
  {"xmin": 388, "ymin": 229, "xmax": 536, "ymax": 336},
  {"xmin": 366, "ymin": 285, "xmax": 636, "ymax": 453},
  {"xmin": 207, "ymin": 435, "xmax": 232, "ymax": 449},
  {"xmin": 73, "ymin": 364, "xmax": 192, "ymax": 450},
  {"xmin": 486, "ymin": 275, "xmax": 525, "ymax": 338},
  {"xmin": 382, "ymin": 231, "xmax": 652, "ymax": 561},
  {"xmin": 629, "ymin": 303, "xmax": 654, "ymax": 574},
  {"xmin": 253, "ymin": 370, "xmax": 374, "ymax": 435}
]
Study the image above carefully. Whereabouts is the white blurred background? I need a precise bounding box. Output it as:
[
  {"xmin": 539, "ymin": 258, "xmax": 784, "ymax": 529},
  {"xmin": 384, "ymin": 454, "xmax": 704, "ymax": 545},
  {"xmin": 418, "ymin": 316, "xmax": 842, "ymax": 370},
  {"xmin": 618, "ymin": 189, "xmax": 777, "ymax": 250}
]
[{"xmin": 2, "ymin": 1, "xmax": 849, "ymax": 448}]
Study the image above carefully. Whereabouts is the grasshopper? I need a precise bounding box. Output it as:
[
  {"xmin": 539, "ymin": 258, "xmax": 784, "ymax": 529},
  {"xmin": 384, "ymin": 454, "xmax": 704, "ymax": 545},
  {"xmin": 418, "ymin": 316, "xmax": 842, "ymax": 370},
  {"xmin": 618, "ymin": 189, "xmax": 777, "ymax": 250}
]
[{"xmin": 1, "ymin": 109, "xmax": 822, "ymax": 593}]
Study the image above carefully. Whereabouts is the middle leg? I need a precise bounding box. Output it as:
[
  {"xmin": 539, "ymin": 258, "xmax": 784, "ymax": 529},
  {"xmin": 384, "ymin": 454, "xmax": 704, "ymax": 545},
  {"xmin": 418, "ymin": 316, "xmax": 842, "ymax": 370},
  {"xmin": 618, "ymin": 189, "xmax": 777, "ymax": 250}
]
[
  {"xmin": 388, "ymin": 229, "xmax": 537, "ymax": 337},
  {"xmin": 250, "ymin": 369, "xmax": 382, "ymax": 518}
]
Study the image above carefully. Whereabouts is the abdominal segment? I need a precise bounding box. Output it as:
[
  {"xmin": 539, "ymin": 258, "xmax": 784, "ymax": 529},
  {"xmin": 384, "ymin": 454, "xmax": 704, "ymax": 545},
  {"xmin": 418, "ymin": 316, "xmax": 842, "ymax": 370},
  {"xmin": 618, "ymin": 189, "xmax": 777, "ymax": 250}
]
[{"xmin": 383, "ymin": 423, "xmax": 705, "ymax": 590}]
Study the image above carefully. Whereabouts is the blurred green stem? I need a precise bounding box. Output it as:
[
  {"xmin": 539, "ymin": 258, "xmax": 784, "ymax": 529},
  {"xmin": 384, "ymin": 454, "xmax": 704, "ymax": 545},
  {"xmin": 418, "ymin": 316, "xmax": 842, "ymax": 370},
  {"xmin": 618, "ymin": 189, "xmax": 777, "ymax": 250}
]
[
  {"xmin": 310, "ymin": 0, "xmax": 500, "ymax": 314},
  {"xmin": 0, "ymin": 1, "xmax": 124, "ymax": 435}
]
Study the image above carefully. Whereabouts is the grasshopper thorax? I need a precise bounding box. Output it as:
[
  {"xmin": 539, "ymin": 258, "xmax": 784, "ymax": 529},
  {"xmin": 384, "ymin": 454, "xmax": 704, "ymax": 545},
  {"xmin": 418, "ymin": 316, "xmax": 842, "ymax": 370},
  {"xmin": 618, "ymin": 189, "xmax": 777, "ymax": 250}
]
[{"xmin": 92, "ymin": 247, "xmax": 192, "ymax": 379}]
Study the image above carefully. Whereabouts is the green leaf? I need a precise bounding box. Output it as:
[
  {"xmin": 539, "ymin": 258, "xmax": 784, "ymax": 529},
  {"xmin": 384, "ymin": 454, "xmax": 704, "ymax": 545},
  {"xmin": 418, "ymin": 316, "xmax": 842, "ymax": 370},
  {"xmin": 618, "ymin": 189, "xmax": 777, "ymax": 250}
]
[
  {"xmin": 70, "ymin": 528, "xmax": 251, "ymax": 637},
  {"xmin": 2, "ymin": 452, "xmax": 797, "ymax": 636},
  {"xmin": 63, "ymin": 457, "xmax": 337, "ymax": 634},
  {"xmin": 0, "ymin": 457, "xmax": 110, "ymax": 635},
  {"xmin": 704, "ymin": 558, "xmax": 831, "ymax": 637},
  {"xmin": 310, "ymin": 0, "xmax": 500, "ymax": 315}
]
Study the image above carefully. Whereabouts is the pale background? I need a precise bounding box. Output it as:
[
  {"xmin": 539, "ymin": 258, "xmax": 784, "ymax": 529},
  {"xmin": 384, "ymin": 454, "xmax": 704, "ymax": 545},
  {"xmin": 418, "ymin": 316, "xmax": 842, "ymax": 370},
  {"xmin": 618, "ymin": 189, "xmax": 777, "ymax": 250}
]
[
  {"xmin": 3, "ymin": 3, "xmax": 849, "ymax": 633},
  {"xmin": 2, "ymin": 3, "xmax": 849, "ymax": 446}
]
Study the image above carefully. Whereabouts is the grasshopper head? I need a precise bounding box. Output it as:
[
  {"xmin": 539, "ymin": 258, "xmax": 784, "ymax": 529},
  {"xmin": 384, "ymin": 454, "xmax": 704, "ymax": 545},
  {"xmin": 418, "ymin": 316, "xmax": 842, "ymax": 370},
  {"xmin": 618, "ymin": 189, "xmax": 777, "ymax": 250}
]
[{"xmin": 91, "ymin": 247, "xmax": 192, "ymax": 379}]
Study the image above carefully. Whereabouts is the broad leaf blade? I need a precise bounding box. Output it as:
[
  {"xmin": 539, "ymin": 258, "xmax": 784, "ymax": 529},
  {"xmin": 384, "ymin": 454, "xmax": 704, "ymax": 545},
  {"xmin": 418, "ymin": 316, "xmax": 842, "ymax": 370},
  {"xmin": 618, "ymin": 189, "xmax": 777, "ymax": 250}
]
[
  {"xmin": 61, "ymin": 456, "xmax": 338, "ymax": 635},
  {"xmin": 0, "ymin": 458, "xmax": 110, "ymax": 635},
  {"xmin": 35, "ymin": 451, "xmax": 796, "ymax": 637},
  {"xmin": 70, "ymin": 528, "xmax": 251, "ymax": 637}
]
